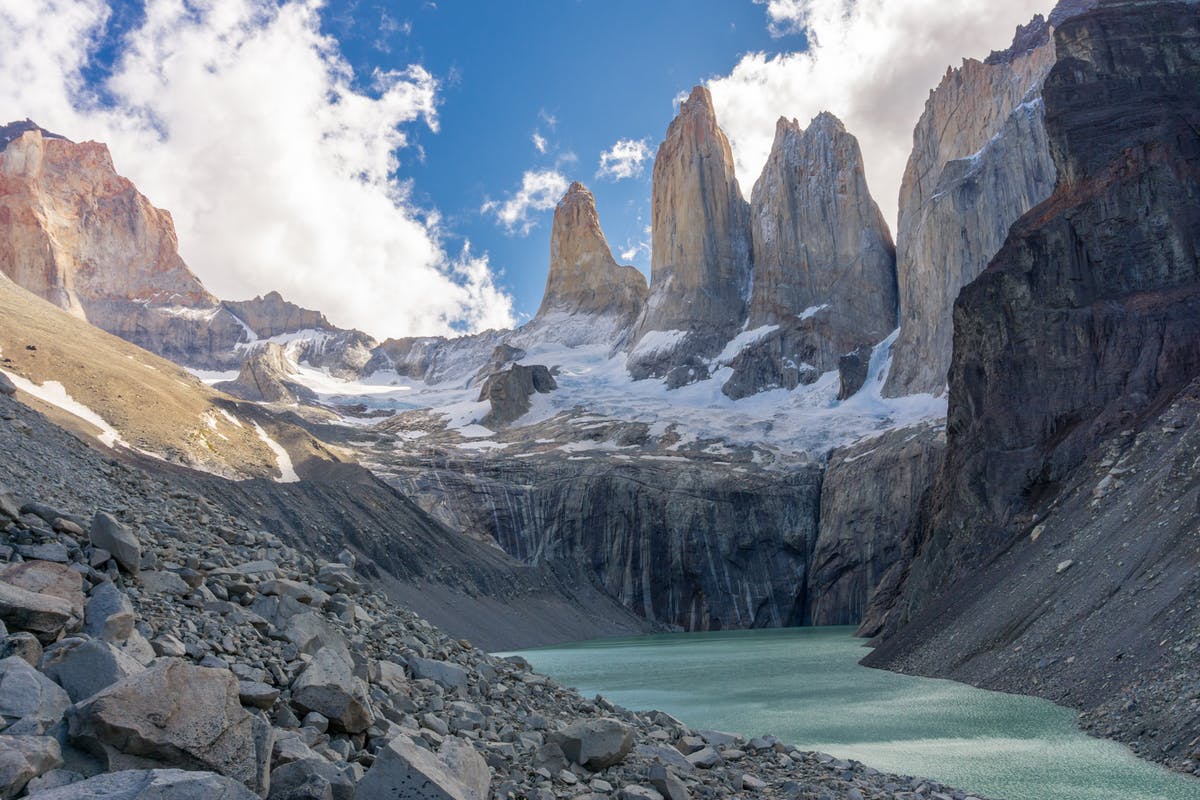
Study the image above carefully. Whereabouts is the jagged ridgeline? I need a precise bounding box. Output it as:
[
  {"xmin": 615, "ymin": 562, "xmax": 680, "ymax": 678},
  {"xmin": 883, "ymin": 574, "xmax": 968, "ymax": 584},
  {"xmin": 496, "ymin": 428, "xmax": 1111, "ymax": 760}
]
[{"xmin": 0, "ymin": 0, "xmax": 1199, "ymax": 795}]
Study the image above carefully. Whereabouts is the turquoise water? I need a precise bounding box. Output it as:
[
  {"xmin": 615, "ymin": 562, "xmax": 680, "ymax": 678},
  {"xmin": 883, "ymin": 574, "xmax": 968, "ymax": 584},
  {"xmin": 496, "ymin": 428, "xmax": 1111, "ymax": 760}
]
[{"xmin": 508, "ymin": 627, "xmax": 1199, "ymax": 800}]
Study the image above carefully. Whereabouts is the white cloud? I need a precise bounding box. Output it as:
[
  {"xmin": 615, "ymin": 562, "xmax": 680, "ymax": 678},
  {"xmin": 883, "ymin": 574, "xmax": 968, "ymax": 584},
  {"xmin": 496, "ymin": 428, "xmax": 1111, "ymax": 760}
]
[
  {"xmin": 532, "ymin": 131, "xmax": 548, "ymax": 154},
  {"xmin": 0, "ymin": 0, "xmax": 515, "ymax": 339},
  {"xmin": 481, "ymin": 169, "xmax": 569, "ymax": 236},
  {"xmin": 597, "ymin": 138, "xmax": 652, "ymax": 181},
  {"xmin": 711, "ymin": 0, "xmax": 1048, "ymax": 230}
]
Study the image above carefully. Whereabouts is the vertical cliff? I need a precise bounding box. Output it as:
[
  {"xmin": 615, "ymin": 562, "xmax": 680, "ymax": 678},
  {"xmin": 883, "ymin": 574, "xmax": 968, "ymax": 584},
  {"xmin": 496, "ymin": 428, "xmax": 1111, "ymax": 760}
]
[
  {"xmin": 629, "ymin": 86, "xmax": 752, "ymax": 380},
  {"xmin": 721, "ymin": 113, "xmax": 897, "ymax": 399},
  {"xmin": 864, "ymin": 0, "xmax": 1200, "ymax": 770},
  {"xmin": 884, "ymin": 15, "xmax": 1061, "ymax": 396}
]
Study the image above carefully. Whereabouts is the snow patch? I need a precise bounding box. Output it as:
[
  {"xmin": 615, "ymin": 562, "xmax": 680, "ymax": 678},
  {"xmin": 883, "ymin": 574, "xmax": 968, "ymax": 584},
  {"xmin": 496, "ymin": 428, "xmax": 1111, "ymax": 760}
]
[
  {"xmin": 714, "ymin": 325, "xmax": 779, "ymax": 365},
  {"xmin": 2, "ymin": 370, "xmax": 124, "ymax": 448},
  {"xmin": 252, "ymin": 423, "xmax": 299, "ymax": 483},
  {"xmin": 798, "ymin": 304, "xmax": 829, "ymax": 321},
  {"xmin": 630, "ymin": 329, "xmax": 687, "ymax": 360}
]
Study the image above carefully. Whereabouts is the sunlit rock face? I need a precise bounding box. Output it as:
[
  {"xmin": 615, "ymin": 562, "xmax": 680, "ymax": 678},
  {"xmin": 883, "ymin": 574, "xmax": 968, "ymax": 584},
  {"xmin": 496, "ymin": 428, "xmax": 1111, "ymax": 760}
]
[
  {"xmin": 530, "ymin": 182, "xmax": 647, "ymax": 343},
  {"xmin": 629, "ymin": 86, "xmax": 752, "ymax": 380},
  {"xmin": 884, "ymin": 14, "xmax": 1061, "ymax": 397},
  {"xmin": 722, "ymin": 113, "xmax": 897, "ymax": 400}
]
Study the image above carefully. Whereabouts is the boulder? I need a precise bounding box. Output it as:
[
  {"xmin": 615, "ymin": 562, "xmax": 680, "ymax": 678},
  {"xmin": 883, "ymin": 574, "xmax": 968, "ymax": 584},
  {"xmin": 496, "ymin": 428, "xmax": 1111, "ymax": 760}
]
[
  {"xmin": 0, "ymin": 563, "xmax": 83, "ymax": 642},
  {"xmin": 0, "ymin": 487, "xmax": 18, "ymax": 521},
  {"xmin": 83, "ymin": 581, "xmax": 136, "ymax": 643},
  {"xmin": 23, "ymin": 768, "xmax": 259, "ymax": 799},
  {"xmin": 0, "ymin": 375, "xmax": 14, "ymax": 399},
  {"xmin": 0, "ymin": 656, "xmax": 70, "ymax": 733},
  {"xmin": 437, "ymin": 737, "xmax": 490, "ymax": 800},
  {"xmin": 357, "ymin": 734, "xmax": 488, "ymax": 800},
  {"xmin": 549, "ymin": 718, "xmax": 634, "ymax": 771},
  {"xmin": 408, "ymin": 656, "xmax": 468, "ymax": 694},
  {"xmin": 88, "ymin": 513, "xmax": 141, "ymax": 576},
  {"xmin": 68, "ymin": 659, "xmax": 271, "ymax": 795},
  {"xmin": 0, "ymin": 734, "xmax": 62, "ymax": 798},
  {"xmin": 647, "ymin": 764, "xmax": 690, "ymax": 800},
  {"xmin": 40, "ymin": 637, "xmax": 145, "ymax": 703},
  {"xmin": 0, "ymin": 633, "xmax": 41, "ymax": 668},
  {"xmin": 477, "ymin": 364, "xmax": 557, "ymax": 427},
  {"xmin": 290, "ymin": 648, "xmax": 373, "ymax": 734},
  {"xmin": 267, "ymin": 757, "xmax": 356, "ymax": 800},
  {"xmin": 837, "ymin": 345, "xmax": 873, "ymax": 401}
]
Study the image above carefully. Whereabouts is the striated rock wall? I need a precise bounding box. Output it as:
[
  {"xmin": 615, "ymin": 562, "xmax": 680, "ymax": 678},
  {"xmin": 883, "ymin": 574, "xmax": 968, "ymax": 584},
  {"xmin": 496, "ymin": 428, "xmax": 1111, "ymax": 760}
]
[
  {"xmin": 884, "ymin": 17, "xmax": 1059, "ymax": 396},
  {"xmin": 383, "ymin": 454, "xmax": 822, "ymax": 631},
  {"xmin": 630, "ymin": 86, "xmax": 752, "ymax": 377},
  {"xmin": 808, "ymin": 424, "xmax": 944, "ymax": 627},
  {"xmin": 864, "ymin": 2, "xmax": 1200, "ymax": 768}
]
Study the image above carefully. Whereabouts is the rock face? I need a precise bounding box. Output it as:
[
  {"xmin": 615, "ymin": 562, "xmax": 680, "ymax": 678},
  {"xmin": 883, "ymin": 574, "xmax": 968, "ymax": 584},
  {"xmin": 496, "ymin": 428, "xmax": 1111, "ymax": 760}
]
[
  {"xmin": 807, "ymin": 424, "xmax": 944, "ymax": 627},
  {"xmin": 747, "ymin": 113, "xmax": 896, "ymax": 343},
  {"xmin": 477, "ymin": 364, "xmax": 556, "ymax": 427},
  {"xmin": 884, "ymin": 13, "xmax": 1060, "ymax": 396},
  {"xmin": 385, "ymin": 454, "xmax": 822, "ymax": 630},
  {"xmin": 630, "ymin": 86, "xmax": 752, "ymax": 377},
  {"xmin": 530, "ymin": 183, "xmax": 648, "ymax": 344},
  {"xmin": 865, "ymin": 0, "xmax": 1200, "ymax": 768},
  {"xmin": 216, "ymin": 343, "xmax": 316, "ymax": 404}
]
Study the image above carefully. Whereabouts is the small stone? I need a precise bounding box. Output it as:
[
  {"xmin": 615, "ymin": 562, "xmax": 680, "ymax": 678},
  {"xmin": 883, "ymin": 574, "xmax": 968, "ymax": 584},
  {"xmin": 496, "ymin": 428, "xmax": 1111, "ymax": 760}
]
[{"xmin": 88, "ymin": 513, "xmax": 141, "ymax": 576}]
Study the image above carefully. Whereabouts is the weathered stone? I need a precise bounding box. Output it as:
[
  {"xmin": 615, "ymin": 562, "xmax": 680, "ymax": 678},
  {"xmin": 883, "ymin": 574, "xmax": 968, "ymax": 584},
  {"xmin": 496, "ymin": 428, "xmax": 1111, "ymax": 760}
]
[
  {"xmin": 647, "ymin": 764, "xmax": 690, "ymax": 800},
  {"xmin": 290, "ymin": 648, "xmax": 373, "ymax": 734},
  {"xmin": 358, "ymin": 734, "xmax": 487, "ymax": 800},
  {"xmin": 837, "ymin": 345, "xmax": 873, "ymax": 401},
  {"xmin": 83, "ymin": 581, "xmax": 136, "ymax": 643},
  {"xmin": 0, "ymin": 561, "xmax": 84, "ymax": 642},
  {"xmin": 24, "ymin": 768, "xmax": 259, "ymax": 799},
  {"xmin": 40, "ymin": 637, "xmax": 145, "ymax": 703},
  {"xmin": 267, "ymin": 757, "xmax": 356, "ymax": 800},
  {"xmin": 0, "ymin": 634, "xmax": 40, "ymax": 668},
  {"xmin": 0, "ymin": 376, "xmax": 14, "ymax": 400},
  {"xmin": 238, "ymin": 680, "xmax": 279, "ymax": 710},
  {"xmin": 69, "ymin": 659, "xmax": 271, "ymax": 794},
  {"xmin": 630, "ymin": 86, "xmax": 752, "ymax": 377},
  {"xmin": 477, "ymin": 364, "xmax": 557, "ymax": 427},
  {"xmin": 89, "ymin": 512, "xmax": 141, "ymax": 576},
  {"xmin": 550, "ymin": 718, "xmax": 633, "ymax": 771},
  {"xmin": 437, "ymin": 737, "xmax": 491, "ymax": 800},
  {"xmin": 0, "ymin": 656, "xmax": 69, "ymax": 733},
  {"xmin": 0, "ymin": 734, "xmax": 62, "ymax": 798},
  {"xmin": 137, "ymin": 570, "xmax": 189, "ymax": 596},
  {"xmin": 408, "ymin": 656, "xmax": 468, "ymax": 694}
]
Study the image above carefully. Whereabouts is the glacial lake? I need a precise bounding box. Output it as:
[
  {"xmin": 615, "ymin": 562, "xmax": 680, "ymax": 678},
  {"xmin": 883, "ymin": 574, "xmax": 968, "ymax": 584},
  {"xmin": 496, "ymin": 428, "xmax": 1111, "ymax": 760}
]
[{"xmin": 507, "ymin": 627, "xmax": 1198, "ymax": 800}]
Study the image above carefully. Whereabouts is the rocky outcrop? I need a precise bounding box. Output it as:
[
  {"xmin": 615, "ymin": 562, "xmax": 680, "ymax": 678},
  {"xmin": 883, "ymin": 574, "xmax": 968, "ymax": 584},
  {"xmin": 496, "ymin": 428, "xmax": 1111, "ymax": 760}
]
[
  {"xmin": 384, "ymin": 454, "xmax": 822, "ymax": 631},
  {"xmin": 477, "ymin": 364, "xmax": 556, "ymax": 427},
  {"xmin": 747, "ymin": 113, "xmax": 896, "ymax": 348},
  {"xmin": 807, "ymin": 424, "xmax": 944, "ymax": 627},
  {"xmin": 884, "ymin": 14, "xmax": 1059, "ymax": 396},
  {"xmin": 629, "ymin": 87, "xmax": 752, "ymax": 378},
  {"xmin": 865, "ymin": 0, "xmax": 1200, "ymax": 772},
  {"xmin": 528, "ymin": 183, "xmax": 647, "ymax": 345},
  {"xmin": 216, "ymin": 343, "xmax": 316, "ymax": 404}
]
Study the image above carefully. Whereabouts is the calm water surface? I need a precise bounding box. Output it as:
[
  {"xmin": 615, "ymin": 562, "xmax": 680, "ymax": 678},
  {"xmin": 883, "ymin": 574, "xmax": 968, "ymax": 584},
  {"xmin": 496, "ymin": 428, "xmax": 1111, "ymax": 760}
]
[{"xmin": 507, "ymin": 627, "xmax": 1198, "ymax": 800}]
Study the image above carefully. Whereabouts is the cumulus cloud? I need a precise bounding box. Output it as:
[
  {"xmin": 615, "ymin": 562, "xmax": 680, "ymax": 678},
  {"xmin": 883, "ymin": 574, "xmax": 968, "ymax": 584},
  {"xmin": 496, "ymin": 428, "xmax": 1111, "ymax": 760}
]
[
  {"xmin": 709, "ymin": 0, "xmax": 1048, "ymax": 229},
  {"xmin": 481, "ymin": 169, "xmax": 569, "ymax": 236},
  {"xmin": 0, "ymin": 0, "xmax": 514, "ymax": 338},
  {"xmin": 597, "ymin": 138, "xmax": 652, "ymax": 182}
]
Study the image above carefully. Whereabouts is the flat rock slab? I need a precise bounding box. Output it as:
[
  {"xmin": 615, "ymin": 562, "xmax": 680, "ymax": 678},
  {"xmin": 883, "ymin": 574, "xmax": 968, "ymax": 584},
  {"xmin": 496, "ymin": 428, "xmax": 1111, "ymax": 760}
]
[
  {"xmin": 358, "ymin": 735, "xmax": 488, "ymax": 800},
  {"xmin": 23, "ymin": 768, "xmax": 258, "ymax": 799}
]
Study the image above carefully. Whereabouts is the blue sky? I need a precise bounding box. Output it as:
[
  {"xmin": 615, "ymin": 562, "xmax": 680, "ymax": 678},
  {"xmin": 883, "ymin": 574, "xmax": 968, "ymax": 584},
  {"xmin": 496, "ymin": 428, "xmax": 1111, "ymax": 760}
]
[
  {"xmin": 323, "ymin": 0, "xmax": 798, "ymax": 323},
  {"xmin": 0, "ymin": 0, "xmax": 1047, "ymax": 338}
]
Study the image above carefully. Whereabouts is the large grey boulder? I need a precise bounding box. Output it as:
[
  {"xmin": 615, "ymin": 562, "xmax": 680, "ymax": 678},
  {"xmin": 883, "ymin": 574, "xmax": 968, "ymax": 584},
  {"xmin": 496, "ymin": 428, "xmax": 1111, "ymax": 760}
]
[
  {"xmin": 0, "ymin": 656, "xmax": 70, "ymax": 734},
  {"xmin": 68, "ymin": 659, "xmax": 271, "ymax": 795},
  {"xmin": 83, "ymin": 582, "xmax": 136, "ymax": 643},
  {"xmin": 289, "ymin": 648, "xmax": 373, "ymax": 734},
  {"xmin": 357, "ymin": 735, "xmax": 488, "ymax": 800},
  {"xmin": 40, "ymin": 637, "xmax": 145, "ymax": 703},
  {"xmin": 24, "ymin": 768, "xmax": 258, "ymax": 799},
  {"xmin": 0, "ymin": 563, "xmax": 84, "ymax": 643},
  {"xmin": 266, "ymin": 757, "xmax": 356, "ymax": 800},
  {"xmin": 0, "ymin": 734, "xmax": 62, "ymax": 798},
  {"xmin": 407, "ymin": 657, "xmax": 468, "ymax": 694},
  {"xmin": 549, "ymin": 718, "xmax": 634, "ymax": 770},
  {"xmin": 88, "ymin": 513, "xmax": 141, "ymax": 576},
  {"xmin": 437, "ymin": 738, "xmax": 490, "ymax": 800}
]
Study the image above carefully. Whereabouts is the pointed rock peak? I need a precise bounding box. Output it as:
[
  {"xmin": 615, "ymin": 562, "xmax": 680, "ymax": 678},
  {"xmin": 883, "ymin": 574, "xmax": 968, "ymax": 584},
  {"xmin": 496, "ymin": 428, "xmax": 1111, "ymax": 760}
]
[
  {"xmin": 536, "ymin": 180, "xmax": 647, "ymax": 322},
  {"xmin": 680, "ymin": 85, "xmax": 717, "ymax": 119},
  {"xmin": 0, "ymin": 120, "xmax": 68, "ymax": 151},
  {"xmin": 808, "ymin": 111, "xmax": 846, "ymax": 134}
]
